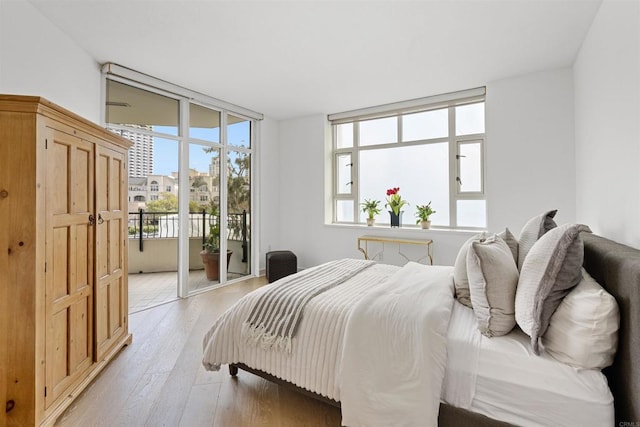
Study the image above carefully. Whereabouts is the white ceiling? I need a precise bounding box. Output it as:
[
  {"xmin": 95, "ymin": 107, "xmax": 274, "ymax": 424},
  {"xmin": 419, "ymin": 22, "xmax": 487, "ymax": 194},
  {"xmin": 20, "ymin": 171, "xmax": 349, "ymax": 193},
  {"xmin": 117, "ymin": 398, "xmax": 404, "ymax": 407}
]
[{"xmin": 28, "ymin": 0, "xmax": 601, "ymax": 120}]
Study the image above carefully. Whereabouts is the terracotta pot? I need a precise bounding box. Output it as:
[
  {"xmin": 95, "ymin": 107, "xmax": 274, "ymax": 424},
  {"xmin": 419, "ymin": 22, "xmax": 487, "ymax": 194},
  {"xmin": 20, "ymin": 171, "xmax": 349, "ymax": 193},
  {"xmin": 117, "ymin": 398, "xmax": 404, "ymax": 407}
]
[{"xmin": 200, "ymin": 250, "xmax": 233, "ymax": 281}]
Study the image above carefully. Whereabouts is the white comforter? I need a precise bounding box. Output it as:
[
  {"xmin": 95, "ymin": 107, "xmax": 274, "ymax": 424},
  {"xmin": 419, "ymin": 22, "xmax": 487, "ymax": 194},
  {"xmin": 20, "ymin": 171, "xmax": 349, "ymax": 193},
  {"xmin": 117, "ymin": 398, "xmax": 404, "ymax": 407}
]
[
  {"xmin": 202, "ymin": 261, "xmax": 454, "ymax": 426},
  {"xmin": 340, "ymin": 263, "xmax": 455, "ymax": 427}
]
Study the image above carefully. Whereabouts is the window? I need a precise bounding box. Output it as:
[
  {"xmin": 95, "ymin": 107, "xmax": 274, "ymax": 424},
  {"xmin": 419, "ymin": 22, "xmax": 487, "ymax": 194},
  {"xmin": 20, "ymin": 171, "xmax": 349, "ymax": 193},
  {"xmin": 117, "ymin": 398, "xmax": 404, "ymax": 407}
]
[
  {"xmin": 166, "ymin": 185, "xmax": 172, "ymax": 192},
  {"xmin": 150, "ymin": 181, "xmax": 159, "ymax": 192},
  {"xmin": 330, "ymin": 88, "xmax": 486, "ymax": 228}
]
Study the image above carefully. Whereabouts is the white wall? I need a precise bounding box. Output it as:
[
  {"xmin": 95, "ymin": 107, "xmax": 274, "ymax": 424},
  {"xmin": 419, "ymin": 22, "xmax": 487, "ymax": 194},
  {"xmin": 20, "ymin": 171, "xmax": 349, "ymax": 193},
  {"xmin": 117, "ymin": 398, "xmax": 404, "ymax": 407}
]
[
  {"xmin": 0, "ymin": 0, "xmax": 102, "ymax": 122},
  {"xmin": 257, "ymin": 117, "xmax": 282, "ymax": 269},
  {"xmin": 486, "ymin": 68, "xmax": 576, "ymax": 232},
  {"xmin": 574, "ymin": 0, "xmax": 640, "ymax": 248},
  {"xmin": 276, "ymin": 69, "xmax": 577, "ymax": 268},
  {"xmin": 0, "ymin": 0, "xmax": 282, "ymax": 273}
]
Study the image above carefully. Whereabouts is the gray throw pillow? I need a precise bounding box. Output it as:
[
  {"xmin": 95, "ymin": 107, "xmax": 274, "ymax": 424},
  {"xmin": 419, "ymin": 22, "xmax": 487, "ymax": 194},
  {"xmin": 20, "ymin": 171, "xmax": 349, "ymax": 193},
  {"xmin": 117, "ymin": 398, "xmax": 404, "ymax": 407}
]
[
  {"xmin": 467, "ymin": 234, "xmax": 519, "ymax": 337},
  {"xmin": 515, "ymin": 223, "xmax": 592, "ymax": 354},
  {"xmin": 517, "ymin": 210, "xmax": 558, "ymax": 270}
]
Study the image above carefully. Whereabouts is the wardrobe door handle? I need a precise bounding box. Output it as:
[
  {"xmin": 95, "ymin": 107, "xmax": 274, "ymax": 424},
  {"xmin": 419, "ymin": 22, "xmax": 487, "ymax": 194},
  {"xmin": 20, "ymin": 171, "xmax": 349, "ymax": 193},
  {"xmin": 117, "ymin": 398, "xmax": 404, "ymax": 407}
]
[
  {"xmin": 98, "ymin": 214, "xmax": 104, "ymax": 224},
  {"xmin": 88, "ymin": 214, "xmax": 95, "ymax": 226}
]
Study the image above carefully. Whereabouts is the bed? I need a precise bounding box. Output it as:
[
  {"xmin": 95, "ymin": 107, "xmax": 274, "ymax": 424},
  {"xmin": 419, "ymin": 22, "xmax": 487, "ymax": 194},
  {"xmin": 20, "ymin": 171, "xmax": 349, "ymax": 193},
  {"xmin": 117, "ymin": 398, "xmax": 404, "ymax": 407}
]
[{"xmin": 202, "ymin": 232, "xmax": 640, "ymax": 426}]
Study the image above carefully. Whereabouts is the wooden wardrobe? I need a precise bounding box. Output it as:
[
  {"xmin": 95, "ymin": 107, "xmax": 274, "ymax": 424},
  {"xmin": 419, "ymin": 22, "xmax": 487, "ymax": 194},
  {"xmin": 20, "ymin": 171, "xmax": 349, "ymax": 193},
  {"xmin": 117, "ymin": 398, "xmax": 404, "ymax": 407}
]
[{"xmin": 0, "ymin": 95, "xmax": 132, "ymax": 426}]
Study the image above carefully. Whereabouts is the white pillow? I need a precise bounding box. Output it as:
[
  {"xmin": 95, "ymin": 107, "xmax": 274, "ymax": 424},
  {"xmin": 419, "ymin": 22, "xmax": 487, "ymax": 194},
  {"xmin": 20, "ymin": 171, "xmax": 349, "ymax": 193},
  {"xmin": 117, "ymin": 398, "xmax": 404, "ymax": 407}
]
[
  {"xmin": 515, "ymin": 223, "xmax": 591, "ymax": 354},
  {"xmin": 467, "ymin": 234, "xmax": 519, "ymax": 337},
  {"xmin": 542, "ymin": 269, "xmax": 619, "ymax": 369}
]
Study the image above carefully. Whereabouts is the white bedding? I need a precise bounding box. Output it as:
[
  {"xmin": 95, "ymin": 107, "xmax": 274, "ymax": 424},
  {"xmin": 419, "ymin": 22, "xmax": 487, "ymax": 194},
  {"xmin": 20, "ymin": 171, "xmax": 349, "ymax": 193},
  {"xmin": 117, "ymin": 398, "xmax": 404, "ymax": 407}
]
[
  {"xmin": 202, "ymin": 262, "xmax": 400, "ymax": 401},
  {"xmin": 202, "ymin": 260, "xmax": 614, "ymax": 427},
  {"xmin": 340, "ymin": 264, "xmax": 454, "ymax": 427},
  {"xmin": 442, "ymin": 300, "xmax": 615, "ymax": 427}
]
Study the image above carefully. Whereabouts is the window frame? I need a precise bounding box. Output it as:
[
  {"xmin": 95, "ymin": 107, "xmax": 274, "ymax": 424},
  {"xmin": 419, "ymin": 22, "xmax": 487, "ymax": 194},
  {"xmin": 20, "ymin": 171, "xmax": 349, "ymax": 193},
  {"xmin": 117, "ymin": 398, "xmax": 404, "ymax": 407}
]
[{"xmin": 330, "ymin": 90, "xmax": 486, "ymax": 229}]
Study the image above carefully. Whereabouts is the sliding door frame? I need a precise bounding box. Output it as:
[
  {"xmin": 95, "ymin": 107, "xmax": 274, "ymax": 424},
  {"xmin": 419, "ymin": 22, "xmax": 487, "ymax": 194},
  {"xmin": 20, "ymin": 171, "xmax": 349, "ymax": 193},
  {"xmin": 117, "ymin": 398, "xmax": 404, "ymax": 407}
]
[{"xmin": 101, "ymin": 64, "xmax": 262, "ymax": 298}]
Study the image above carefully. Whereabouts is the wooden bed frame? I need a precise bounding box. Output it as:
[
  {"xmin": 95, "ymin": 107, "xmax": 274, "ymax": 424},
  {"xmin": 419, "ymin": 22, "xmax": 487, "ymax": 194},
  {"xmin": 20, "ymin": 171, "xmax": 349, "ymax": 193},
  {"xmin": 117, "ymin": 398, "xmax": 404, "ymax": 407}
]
[{"xmin": 230, "ymin": 233, "xmax": 640, "ymax": 425}]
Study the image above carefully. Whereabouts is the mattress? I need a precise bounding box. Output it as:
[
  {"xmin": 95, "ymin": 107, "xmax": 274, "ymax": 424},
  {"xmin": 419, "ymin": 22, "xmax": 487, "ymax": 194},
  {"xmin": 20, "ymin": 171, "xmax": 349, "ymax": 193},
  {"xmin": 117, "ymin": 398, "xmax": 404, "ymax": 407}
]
[{"xmin": 442, "ymin": 301, "xmax": 615, "ymax": 427}]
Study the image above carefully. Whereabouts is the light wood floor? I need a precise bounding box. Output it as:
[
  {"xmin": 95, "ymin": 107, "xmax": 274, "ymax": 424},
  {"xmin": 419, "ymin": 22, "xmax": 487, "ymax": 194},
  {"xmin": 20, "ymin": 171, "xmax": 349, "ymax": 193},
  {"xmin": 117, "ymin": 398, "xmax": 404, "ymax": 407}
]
[
  {"xmin": 55, "ymin": 276, "xmax": 342, "ymax": 427},
  {"xmin": 128, "ymin": 270, "xmax": 251, "ymax": 314}
]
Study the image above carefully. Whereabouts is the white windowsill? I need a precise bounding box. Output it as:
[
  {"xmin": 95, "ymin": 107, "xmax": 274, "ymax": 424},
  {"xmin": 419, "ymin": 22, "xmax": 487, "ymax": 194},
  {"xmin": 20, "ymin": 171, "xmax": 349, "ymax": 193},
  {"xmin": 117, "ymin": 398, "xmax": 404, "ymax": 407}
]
[{"xmin": 324, "ymin": 222, "xmax": 485, "ymax": 237}]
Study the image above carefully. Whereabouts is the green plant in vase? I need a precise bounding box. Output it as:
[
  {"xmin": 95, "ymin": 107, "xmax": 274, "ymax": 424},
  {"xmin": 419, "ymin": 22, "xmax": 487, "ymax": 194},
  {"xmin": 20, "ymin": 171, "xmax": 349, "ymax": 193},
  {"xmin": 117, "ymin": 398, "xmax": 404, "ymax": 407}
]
[
  {"xmin": 203, "ymin": 208, "xmax": 220, "ymax": 254},
  {"xmin": 360, "ymin": 199, "xmax": 382, "ymax": 226},
  {"xmin": 200, "ymin": 205, "xmax": 232, "ymax": 281},
  {"xmin": 416, "ymin": 202, "xmax": 436, "ymax": 229}
]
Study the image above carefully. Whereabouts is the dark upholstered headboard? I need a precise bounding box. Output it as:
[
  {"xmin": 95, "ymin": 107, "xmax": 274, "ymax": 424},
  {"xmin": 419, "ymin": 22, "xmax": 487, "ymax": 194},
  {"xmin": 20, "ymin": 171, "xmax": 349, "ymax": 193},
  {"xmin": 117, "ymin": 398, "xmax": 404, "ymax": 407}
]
[{"xmin": 582, "ymin": 233, "xmax": 640, "ymax": 425}]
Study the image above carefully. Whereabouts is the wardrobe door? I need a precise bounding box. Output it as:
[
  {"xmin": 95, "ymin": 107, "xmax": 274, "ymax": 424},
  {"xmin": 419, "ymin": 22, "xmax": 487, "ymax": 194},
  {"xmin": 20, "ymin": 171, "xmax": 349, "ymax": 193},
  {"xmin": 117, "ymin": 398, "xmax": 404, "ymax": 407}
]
[
  {"xmin": 95, "ymin": 144, "xmax": 128, "ymax": 360},
  {"xmin": 44, "ymin": 128, "xmax": 94, "ymax": 408}
]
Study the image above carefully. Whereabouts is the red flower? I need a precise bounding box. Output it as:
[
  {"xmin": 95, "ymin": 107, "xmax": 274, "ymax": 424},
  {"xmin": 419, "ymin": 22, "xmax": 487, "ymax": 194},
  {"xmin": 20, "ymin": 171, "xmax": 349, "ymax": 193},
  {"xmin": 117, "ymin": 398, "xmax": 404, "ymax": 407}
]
[
  {"xmin": 386, "ymin": 187, "xmax": 400, "ymax": 196},
  {"xmin": 385, "ymin": 187, "xmax": 407, "ymax": 215}
]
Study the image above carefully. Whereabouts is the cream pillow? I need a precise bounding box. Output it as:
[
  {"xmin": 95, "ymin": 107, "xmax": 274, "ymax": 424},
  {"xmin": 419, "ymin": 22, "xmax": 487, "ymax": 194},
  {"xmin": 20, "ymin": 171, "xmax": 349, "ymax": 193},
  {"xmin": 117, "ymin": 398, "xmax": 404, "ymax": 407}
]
[
  {"xmin": 497, "ymin": 227, "xmax": 518, "ymax": 264},
  {"xmin": 467, "ymin": 234, "xmax": 519, "ymax": 337},
  {"xmin": 542, "ymin": 269, "xmax": 619, "ymax": 369},
  {"xmin": 453, "ymin": 233, "xmax": 485, "ymax": 308},
  {"xmin": 515, "ymin": 223, "xmax": 592, "ymax": 354},
  {"xmin": 517, "ymin": 210, "xmax": 558, "ymax": 270},
  {"xmin": 454, "ymin": 229, "xmax": 517, "ymax": 308}
]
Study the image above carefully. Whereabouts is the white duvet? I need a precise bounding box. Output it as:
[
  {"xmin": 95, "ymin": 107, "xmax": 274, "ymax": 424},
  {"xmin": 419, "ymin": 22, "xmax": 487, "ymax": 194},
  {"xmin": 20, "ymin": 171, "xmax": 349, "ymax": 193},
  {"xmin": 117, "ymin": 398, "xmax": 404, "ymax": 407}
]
[
  {"xmin": 202, "ymin": 259, "xmax": 614, "ymax": 427},
  {"xmin": 202, "ymin": 261, "xmax": 455, "ymax": 426},
  {"xmin": 202, "ymin": 262, "xmax": 401, "ymax": 400},
  {"xmin": 339, "ymin": 263, "xmax": 455, "ymax": 427}
]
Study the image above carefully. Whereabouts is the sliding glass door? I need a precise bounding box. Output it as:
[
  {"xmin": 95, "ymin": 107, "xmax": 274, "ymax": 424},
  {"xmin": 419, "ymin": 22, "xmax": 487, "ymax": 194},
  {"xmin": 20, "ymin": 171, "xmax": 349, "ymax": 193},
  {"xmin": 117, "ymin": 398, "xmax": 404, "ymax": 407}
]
[
  {"xmin": 105, "ymin": 78, "xmax": 257, "ymax": 305},
  {"xmin": 227, "ymin": 114, "xmax": 252, "ymax": 280}
]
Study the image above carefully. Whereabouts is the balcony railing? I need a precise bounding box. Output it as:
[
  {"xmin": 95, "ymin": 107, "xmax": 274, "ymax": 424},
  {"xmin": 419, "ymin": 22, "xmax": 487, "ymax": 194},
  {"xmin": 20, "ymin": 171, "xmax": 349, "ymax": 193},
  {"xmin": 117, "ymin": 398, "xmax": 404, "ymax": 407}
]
[{"xmin": 128, "ymin": 209, "xmax": 249, "ymax": 260}]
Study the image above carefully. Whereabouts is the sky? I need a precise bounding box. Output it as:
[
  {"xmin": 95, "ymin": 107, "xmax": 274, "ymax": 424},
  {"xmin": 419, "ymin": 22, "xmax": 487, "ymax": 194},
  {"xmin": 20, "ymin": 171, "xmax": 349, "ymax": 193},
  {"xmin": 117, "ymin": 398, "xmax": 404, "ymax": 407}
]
[{"xmin": 152, "ymin": 121, "xmax": 250, "ymax": 176}]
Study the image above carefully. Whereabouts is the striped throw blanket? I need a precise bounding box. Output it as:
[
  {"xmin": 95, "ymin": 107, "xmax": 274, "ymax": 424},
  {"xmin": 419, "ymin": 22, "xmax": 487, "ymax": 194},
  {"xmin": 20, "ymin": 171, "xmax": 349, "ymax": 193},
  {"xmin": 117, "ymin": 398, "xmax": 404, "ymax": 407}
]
[{"xmin": 242, "ymin": 258, "xmax": 374, "ymax": 352}]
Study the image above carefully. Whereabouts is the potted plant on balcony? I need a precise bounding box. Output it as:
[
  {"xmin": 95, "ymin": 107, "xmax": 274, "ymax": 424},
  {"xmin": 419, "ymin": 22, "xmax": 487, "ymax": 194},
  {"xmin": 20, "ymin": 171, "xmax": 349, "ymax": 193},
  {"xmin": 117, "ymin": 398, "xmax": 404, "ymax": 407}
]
[
  {"xmin": 200, "ymin": 207, "xmax": 233, "ymax": 281},
  {"xmin": 360, "ymin": 198, "xmax": 382, "ymax": 226},
  {"xmin": 415, "ymin": 202, "xmax": 436, "ymax": 229}
]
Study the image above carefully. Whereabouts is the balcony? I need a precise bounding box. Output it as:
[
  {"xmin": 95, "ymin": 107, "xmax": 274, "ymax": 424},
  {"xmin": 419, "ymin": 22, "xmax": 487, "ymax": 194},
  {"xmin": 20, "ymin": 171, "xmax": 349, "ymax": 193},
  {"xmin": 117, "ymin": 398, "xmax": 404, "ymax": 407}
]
[{"xmin": 127, "ymin": 210, "xmax": 250, "ymax": 313}]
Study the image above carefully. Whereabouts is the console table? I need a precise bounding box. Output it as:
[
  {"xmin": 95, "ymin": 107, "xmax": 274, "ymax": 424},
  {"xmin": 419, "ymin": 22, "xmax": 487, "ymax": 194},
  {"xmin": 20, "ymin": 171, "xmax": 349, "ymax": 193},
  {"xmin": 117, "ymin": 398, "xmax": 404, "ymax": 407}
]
[{"xmin": 357, "ymin": 235, "xmax": 433, "ymax": 265}]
